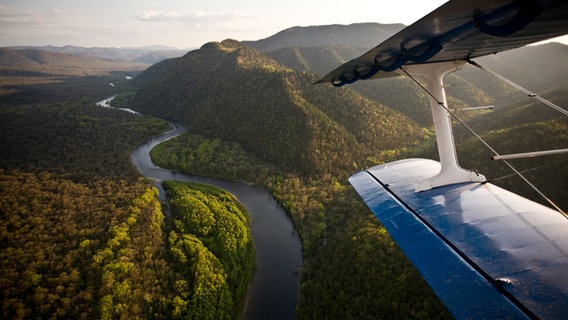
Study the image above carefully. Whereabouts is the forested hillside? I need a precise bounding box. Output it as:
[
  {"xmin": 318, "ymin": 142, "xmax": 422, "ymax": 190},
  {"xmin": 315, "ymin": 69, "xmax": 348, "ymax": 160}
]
[
  {"xmin": 245, "ymin": 24, "xmax": 566, "ymax": 128},
  {"xmin": 131, "ymin": 39, "xmax": 426, "ymax": 177},
  {"xmin": 249, "ymin": 24, "xmax": 568, "ymax": 96},
  {"xmin": 455, "ymin": 88, "xmax": 568, "ymax": 209}
]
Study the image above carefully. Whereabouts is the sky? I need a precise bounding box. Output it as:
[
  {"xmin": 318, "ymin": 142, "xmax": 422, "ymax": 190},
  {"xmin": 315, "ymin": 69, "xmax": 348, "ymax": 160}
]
[
  {"xmin": 1, "ymin": 0, "xmax": 566, "ymax": 49},
  {"xmin": 0, "ymin": 0, "xmax": 450, "ymax": 48}
]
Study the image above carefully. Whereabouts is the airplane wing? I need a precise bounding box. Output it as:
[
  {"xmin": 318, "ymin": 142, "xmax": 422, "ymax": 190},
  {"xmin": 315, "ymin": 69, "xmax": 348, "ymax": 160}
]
[
  {"xmin": 350, "ymin": 159, "xmax": 568, "ymax": 319},
  {"xmin": 317, "ymin": 0, "xmax": 568, "ymax": 86},
  {"xmin": 319, "ymin": 0, "xmax": 568, "ymax": 318}
]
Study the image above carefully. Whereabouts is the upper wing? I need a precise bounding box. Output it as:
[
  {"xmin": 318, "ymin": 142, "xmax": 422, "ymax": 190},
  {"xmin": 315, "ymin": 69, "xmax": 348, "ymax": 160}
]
[
  {"xmin": 350, "ymin": 159, "xmax": 568, "ymax": 319},
  {"xmin": 317, "ymin": 0, "xmax": 568, "ymax": 86}
]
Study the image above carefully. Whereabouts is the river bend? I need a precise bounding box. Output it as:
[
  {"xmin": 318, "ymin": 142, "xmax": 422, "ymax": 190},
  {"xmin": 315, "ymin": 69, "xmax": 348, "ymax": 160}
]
[{"xmin": 116, "ymin": 99, "xmax": 302, "ymax": 320}]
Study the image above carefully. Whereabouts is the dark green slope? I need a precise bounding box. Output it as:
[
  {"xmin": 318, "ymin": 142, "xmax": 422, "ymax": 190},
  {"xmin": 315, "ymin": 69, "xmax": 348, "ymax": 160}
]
[
  {"xmin": 264, "ymin": 45, "xmax": 363, "ymax": 76},
  {"xmin": 131, "ymin": 39, "xmax": 425, "ymax": 176},
  {"xmin": 464, "ymin": 87, "xmax": 568, "ymax": 134},
  {"xmin": 472, "ymin": 42, "xmax": 568, "ymax": 93},
  {"xmin": 456, "ymin": 119, "xmax": 568, "ymax": 210}
]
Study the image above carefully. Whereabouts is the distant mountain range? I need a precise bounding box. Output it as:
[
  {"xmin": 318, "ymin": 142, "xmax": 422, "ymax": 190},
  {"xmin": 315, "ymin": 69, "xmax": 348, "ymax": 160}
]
[
  {"xmin": 4, "ymin": 45, "xmax": 189, "ymax": 65},
  {"xmin": 2, "ymin": 22, "xmax": 402, "ymax": 66},
  {"xmin": 0, "ymin": 47, "xmax": 149, "ymax": 77},
  {"xmin": 244, "ymin": 23, "xmax": 405, "ymax": 51}
]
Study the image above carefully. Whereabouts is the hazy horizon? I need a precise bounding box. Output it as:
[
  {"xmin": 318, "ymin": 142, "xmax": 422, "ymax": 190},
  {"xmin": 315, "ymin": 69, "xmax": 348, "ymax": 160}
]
[
  {"xmin": 2, "ymin": 1, "xmax": 567, "ymax": 50},
  {"xmin": 0, "ymin": 0, "xmax": 445, "ymax": 48}
]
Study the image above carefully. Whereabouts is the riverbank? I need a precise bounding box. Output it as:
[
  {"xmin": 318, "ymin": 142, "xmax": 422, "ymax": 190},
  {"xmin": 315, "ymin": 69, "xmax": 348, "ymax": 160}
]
[{"xmin": 98, "ymin": 97, "xmax": 303, "ymax": 320}]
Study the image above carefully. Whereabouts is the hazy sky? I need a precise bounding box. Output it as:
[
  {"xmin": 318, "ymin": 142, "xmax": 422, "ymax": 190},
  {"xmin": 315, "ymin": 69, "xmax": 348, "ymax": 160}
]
[
  {"xmin": 0, "ymin": 0, "xmax": 449, "ymax": 48},
  {"xmin": 1, "ymin": 0, "xmax": 566, "ymax": 49}
]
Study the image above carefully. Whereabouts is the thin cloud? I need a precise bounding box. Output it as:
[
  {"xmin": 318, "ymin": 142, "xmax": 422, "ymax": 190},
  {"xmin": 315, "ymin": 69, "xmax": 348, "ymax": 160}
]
[
  {"xmin": 134, "ymin": 10, "xmax": 184, "ymax": 21},
  {"xmin": 0, "ymin": 12, "xmax": 44, "ymax": 25},
  {"xmin": 0, "ymin": 7, "xmax": 65, "ymax": 26},
  {"xmin": 133, "ymin": 10, "xmax": 256, "ymax": 30}
]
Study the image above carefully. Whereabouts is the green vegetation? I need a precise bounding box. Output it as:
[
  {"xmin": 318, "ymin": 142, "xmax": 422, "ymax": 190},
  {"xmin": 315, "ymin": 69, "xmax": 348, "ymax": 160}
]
[
  {"xmin": 0, "ymin": 171, "xmax": 254, "ymax": 319},
  {"xmin": 0, "ymin": 101, "xmax": 169, "ymax": 181},
  {"xmin": 1, "ymin": 74, "xmax": 255, "ymax": 319},
  {"xmin": 151, "ymin": 133, "xmax": 278, "ymax": 181},
  {"xmin": 163, "ymin": 181, "xmax": 255, "ymax": 320},
  {"xmin": 0, "ymin": 171, "xmax": 166, "ymax": 318},
  {"xmin": 135, "ymin": 40, "xmax": 454, "ymax": 317},
  {"xmin": 109, "ymin": 91, "xmax": 138, "ymax": 108},
  {"xmin": 262, "ymin": 42, "xmax": 568, "ymax": 128},
  {"xmin": 150, "ymin": 129, "xmax": 452, "ymax": 319},
  {"xmin": 132, "ymin": 39, "xmax": 426, "ymax": 177},
  {"xmin": 0, "ymin": 83, "xmax": 170, "ymax": 318},
  {"xmin": 459, "ymin": 120, "xmax": 568, "ymax": 209}
]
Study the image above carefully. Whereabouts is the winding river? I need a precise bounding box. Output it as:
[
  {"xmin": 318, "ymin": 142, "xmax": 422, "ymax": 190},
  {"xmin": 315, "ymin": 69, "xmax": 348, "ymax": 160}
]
[{"xmin": 98, "ymin": 98, "xmax": 303, "ymax": 319}]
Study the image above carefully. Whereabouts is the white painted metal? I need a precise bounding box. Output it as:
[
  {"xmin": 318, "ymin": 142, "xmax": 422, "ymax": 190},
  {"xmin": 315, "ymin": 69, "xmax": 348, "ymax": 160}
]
[
  {"xmin": 458, "ymin": 105, "xmax": 494, "ymax": 111},
  {"xmin": 399, "ymin": 61, "xmax": 486, "ymax": 191},
  {"xmin": 492, "ymin": 148, "xmax": 568, "ymax": 161}
]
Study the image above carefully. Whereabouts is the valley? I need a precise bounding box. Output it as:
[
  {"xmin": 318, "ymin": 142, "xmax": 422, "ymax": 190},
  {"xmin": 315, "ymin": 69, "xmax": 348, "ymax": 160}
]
[{"xmin": 1, "ymin": 22, "xmax": 567, "ymax": 319}]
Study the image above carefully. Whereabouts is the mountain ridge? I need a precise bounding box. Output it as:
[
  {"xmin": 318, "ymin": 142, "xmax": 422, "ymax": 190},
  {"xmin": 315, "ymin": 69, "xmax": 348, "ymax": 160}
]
[
  {"xmin": 244, "ymin": 22, "xmax": 405, "ymax": 52},
  {"xmin": 3, "ymin": 45, "xmax": 188, "ymax": 64},
  {"xmin": 131, "ymin": 39, "xmax": 425, "ymax": 176},
  {"xmin": 0, "ymin": 47, "xmax": 148, "ymax": 76}
]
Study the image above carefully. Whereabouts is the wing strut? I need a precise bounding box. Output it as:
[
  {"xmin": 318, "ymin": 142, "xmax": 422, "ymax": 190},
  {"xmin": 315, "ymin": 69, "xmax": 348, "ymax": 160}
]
[
  {"xmin": 397, "ymin": 61, "xmax": 486, "ymax": 191},
  {"xmin": 399, "ymin": 61, "xmax": 566, "ymax": 214}
]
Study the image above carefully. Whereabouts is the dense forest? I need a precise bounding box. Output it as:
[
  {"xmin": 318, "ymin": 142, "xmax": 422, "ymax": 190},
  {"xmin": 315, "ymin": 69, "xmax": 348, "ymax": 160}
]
[
  {"xmin": 0, "ymin": 70, "xmax": 255, "ymax": 319},
  {"xmin": 162, "ymin": 181, "xmax": 255, "ymax": 319}
]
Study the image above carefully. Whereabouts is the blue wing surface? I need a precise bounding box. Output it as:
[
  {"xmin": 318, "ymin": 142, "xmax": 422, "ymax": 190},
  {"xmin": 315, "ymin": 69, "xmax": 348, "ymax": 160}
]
[
  {"xmin": 349, "ymin": 159, "xmax": 568, "ymax": 319},
  {"xmin": 318, "ymin": 0, "xmax": 568, "ymax": 85}
]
